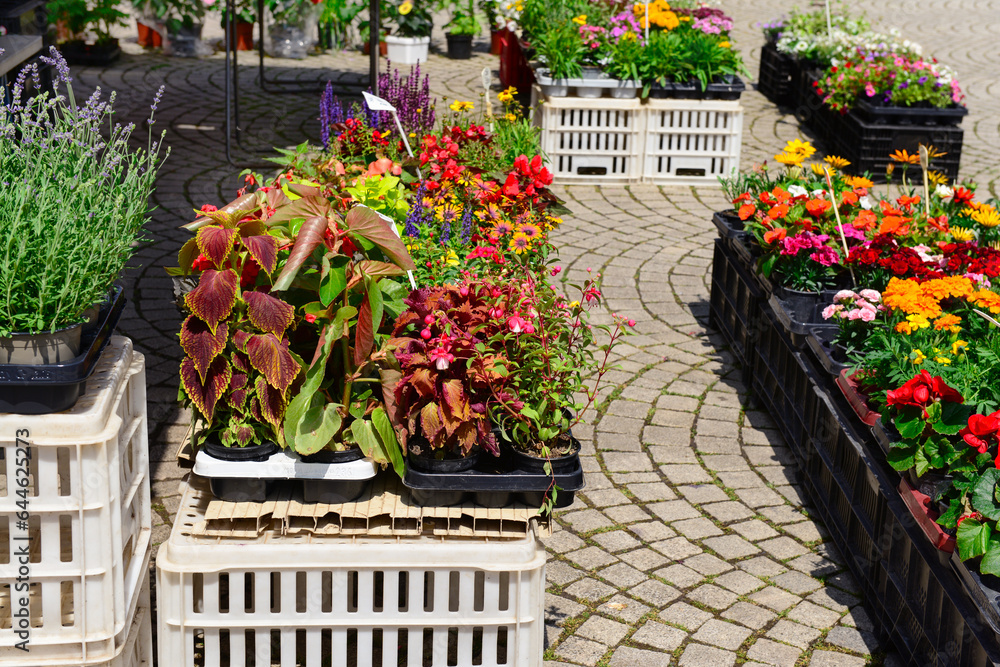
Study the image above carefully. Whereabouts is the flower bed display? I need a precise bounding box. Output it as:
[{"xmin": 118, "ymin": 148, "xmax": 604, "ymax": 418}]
[
  {"xmin": 757, "ymin": 8, "xmax": 968, "ymax": 182},
  {"xmin": 710, "ymin": 139, "xmax": 1000, "ymax": 663},
  {"xmin": 168, "ymin": 64, "xmax": 635, "ymax": 514}
]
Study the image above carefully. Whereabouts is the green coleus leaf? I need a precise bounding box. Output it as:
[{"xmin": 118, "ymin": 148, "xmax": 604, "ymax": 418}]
[
  {"xmin": 914, "ymin": 448, "xmax": 931, "ymax": 478},
  {"xmin": 973, "ymin": 469, "xmax": 1000, "ymax": 521},
  {"xmin": 320, "ymin": 255, "xmax": 349, "ymax": 306},
  {"xmin": 957, "ymin": 519, "xmax": 992, "ymax": 560}
]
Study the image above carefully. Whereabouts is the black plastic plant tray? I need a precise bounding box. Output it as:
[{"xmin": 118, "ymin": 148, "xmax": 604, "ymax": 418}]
[
  {"xmin": 0, "ymin": 286, "xmax": 125, "ymax": 414},
  {"xmin": 805, "ymin": 325, "xmax": 850, "ymax": 377},
  {"xmin": 950, "ymin": 551, "xmax": 1000, "ymax": 636},
  {"xmin": 853, "ymin": 98, "xmax": 969, "ymax": 126},
  {"xmin": 756, "ymin": 41, "xmax": 797, "ymax": 107},
  {"xmin": 648, "ymin": 75, "xmax": 745, "ymax": 101},
  {"xmin": 768, "ymin": 292, "xmax": 838, "ymax": 349},
  {"xmin": 711, "ymin": 210, "xmax": 747, "ymax": 244},
  {"xmin": 403, "ymin": 457, "xmax": 585, "ymax": 509}
]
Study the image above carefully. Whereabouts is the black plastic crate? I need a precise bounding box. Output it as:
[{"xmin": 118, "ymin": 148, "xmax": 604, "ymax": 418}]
[
  {"xmin": 709, "ymin": 238, "xmax": 762, "ymax": 374},
  {"xmin": 756, "ymin": 41, "xmax": 797, "ymax": 107}
]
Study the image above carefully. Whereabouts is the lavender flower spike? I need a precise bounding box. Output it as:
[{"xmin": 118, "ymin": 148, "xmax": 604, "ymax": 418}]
[{"xmin": 38, "ymin": 46, "xmax": 71, "ymax": 84}]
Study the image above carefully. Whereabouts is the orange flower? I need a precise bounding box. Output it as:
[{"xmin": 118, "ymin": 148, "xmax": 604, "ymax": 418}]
[
  {"xmin": 805, "ymin": 199, "xmax": 832, "ymax": 217},
  {"xmin": 738, "ymin": 203, "xmax": 756, "ymax": 220},
  {"xmin": 933, "ymin": 314, "xmax": 962, "ymax": 332},
  {"xmin": 927, "ymin": 215, "xmax": 950, "ymax": 233},
  {"xmin": 841, "ymin": 191, "xmax": 859, "ymax": 206},
  {"xmin": 771, "ymin": 186, "xmax": 792, "ymax": 202},
  {"xmin": 879, "ymin": 216, "xmax": 911, "ymax": 236},
  {"xmin": 852, "ymin": 210, "xmax": 877, "ymax": 231},
  {"xmin": 890, "ymin": 149, "xmax": 920, "ymax": 165},
  {"xmin": 898, "ymin": 194, "xmax": 921, "ymax": 209},
  {"xmin": 763, "ymin": 228, "xmax": 787, "ymax": 244},
  {"xmin": 767, "ymin": 203, "xmax": 790, "ymax": 220},
  {"xmin": 969, "ymin": 289, "xmax": 1000, "ymax": 314}
]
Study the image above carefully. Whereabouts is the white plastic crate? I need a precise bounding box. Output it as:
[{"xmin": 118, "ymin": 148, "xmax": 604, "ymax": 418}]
[
  {"xmin": 156, "ymin": 478, "xmax": 547, "ymax": 667},
  {"xmin": 642, "ymin": 98, "xmax": 743, "ymax": 185},
  {"xmin": 0, "ymin": 337, "xmax": 152, "ymax": 664},
  {"xmin": 89, "ymin": 567, "xmax": 153, "ymax": 667},
  {"xmin": 534, "ymin": 85, "xmax": 644, "ymax": 185}
]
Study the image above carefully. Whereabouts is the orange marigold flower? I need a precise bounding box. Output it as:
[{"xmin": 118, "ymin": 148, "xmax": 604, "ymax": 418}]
[
  {"xmin": 933, "ymin": 314, "xmax": 962, "ymax": 332},
  {"xmin": 969, "ymin": 289, "xmax": 1000, "ymax": 314}
]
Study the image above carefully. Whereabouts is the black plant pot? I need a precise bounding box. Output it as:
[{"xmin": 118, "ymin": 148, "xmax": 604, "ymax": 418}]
[
  {"xmin": 203, "ymin": 440, "xmax": 279, "ymax": 502},
  {"xmin": 61, "ymin": 39, "xmax": 122, "ymax": 66},
  {"xmin": 408, "ymin": 447, "xmax": 481, "ymax": 473},
  {"xmin": 446, "ymin": 33, "xmax": 474, "ymax": 59},
  {"xmin": 203, "ymin": 439, "xmax": 279, "ymax": 461},
  {"xmin": 511, "ymin": 437, "xmax": 581, "ymax": 475},
  {"xmin": 301, "ymin": 446, "xmax": 365, "ymax": 463}
]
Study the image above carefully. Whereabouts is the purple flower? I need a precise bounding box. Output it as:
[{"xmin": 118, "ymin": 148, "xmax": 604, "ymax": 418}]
[{"xmin": 459, "ymin": 206, "xmax": 473, "ymax": 244}]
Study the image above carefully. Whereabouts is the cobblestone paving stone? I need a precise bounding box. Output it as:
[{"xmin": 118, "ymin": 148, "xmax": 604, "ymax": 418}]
[{"xmin": 65, "ymin": 0, "xmax": 1000, "ymax": 663}]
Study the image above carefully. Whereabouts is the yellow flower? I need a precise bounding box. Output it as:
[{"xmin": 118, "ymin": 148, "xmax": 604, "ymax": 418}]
[
  {"xmin": 445, "ymin": 250, "xmax": 459, "ymax": 266},
  {"xmin": 783, "ymin": 139, "xmax": 816, "ymax": 159},
  {"xmin": 910, "ymin": 349, "xmax": 926, "ymax": 364},
  {"xmin": 497, "ymin": 86, "xmax": 516, "ymax": 103},
  {"xmin": 449, "ymin": 100, "xmax": 473, "ymax": 112},
  {"xmin": 505, "ymin": 112, "xmax": 516, "ymax": 121},
  {"xmin": 972, "ymin": 206, "xmax": 1000, "ymax": 228},
  {"xmin": 718, "ymin": 41, "xmax": 730, "ymax": 48},
  {"xmin": 774, "ymin": 152, "xmax": 805, "ymax": 166},
  {"xmin": 953, "ymin": 340, "xmax": 968, "ymax": 355},
  {"xmin": 810, "ymin": 163, "xmax": 826, "ymax": 176},
  {"xmin": 569, "ymin": 300, "xmax": 580, "ymax": 308},
  {"xmin": 572, "ymin": 14, "xmax": 587, "ymax": 25},
  {"xmin": 933, "ymin": 314, "xmax": 962, "ymax": 334},
  {"xmin": 408, "ymin": 132, "xmax": 416, "ymax": 137},
  {"xmin": 509, "ymin": 233, "xmax": 531, "ymax": 254},
  {"xmin": 824, "ymin": 155, "xmax": 851, "ymax": 170},
  {"xmin": 935, "ymin": 356, "xmax": 952, "ymax": 365},
  {"xmin": 951, "ymin": 226, "xmax": 975, "ymax": 242},
  {"xmin": 398, "ymin": 1, "xmax": 412, "ymax": 14},
  {"xmin": 927, "ymin": 170, "xmax": 949, "ymax": 186}
]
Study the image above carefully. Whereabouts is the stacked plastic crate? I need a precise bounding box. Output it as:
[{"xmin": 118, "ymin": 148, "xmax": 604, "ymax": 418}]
[{"xmin": 0, "ymin": 337, "xmax": 152, "ymax": 666}]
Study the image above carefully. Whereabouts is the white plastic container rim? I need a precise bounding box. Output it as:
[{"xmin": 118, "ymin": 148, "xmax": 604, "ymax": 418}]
[{"xmin": 192, "ymin": 448, "xmax": 378, "ymax": 480}]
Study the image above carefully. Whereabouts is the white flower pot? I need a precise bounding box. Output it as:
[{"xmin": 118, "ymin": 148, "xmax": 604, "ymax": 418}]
[{"xmin": 385, "ymin": 35, "xmax": 430, "ymax": 64}]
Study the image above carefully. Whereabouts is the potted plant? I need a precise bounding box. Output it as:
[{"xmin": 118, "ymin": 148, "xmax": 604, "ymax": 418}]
[
  {"xmin": 383, "ymin": 0, "xmax": 432, "ymax": 64},
  {"xmin": 317, "ymin": 0, "xmax": 364, "ymax": 51},
  {"xmin": 440, "ymin": 0, "xmax": 480, "ymax": 60},
  {"xmin": 390, "ymin": 282, "xmax": 502, "ymax": 472},
  {"xmin": 48, "ymin": 0, "xmax": 128, "ymax": 65},
  {"xmin": 222, "ymin": 0, "xmax": 256, "ymax": 50},
  {"xmin": 266, "ymin": 0, "xmax": 320, "ymax": 59},
  {"xmin": 0, "ymin": 50, "xmax": 165, "ymax": 411}
]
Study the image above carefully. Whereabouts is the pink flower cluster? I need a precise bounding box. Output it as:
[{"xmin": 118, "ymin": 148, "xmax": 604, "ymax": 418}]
[
  {"xmin": 822, "ymin": 289, "xmax": 883, "ymax": 323},
  {"xmin": 692, "ymin": 15, "xmax": 732, "ymax": 34},
  {"xmin": 579, "ymin": 25, "xmax": 605, "ymax": 49},
  {"xmin": 780, "ymin": 232, "xmax": 840, "ymax": 266}
]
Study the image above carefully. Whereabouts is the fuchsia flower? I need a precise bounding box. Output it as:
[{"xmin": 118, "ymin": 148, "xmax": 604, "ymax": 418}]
[{"xmin": 429, "ymin": 346, "xmax": 455, "ymax": 371}]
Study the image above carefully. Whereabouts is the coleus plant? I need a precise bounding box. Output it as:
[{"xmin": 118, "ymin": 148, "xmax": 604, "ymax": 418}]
[
  {"xmin": 175, "ymin": 204, "xmax": 299, "ymax": 448},
  {"xmin": 390, "ymin": 282, "xmax": 505, "ymax": 459},
  {"xmin": 263, "ymin": 188, "xmax": 417, "ymax": 476}
]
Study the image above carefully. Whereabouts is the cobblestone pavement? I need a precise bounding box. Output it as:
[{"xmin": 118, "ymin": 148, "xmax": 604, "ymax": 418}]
[{"xmin": 65, "ymin": 0, "xmax": 1000, "ymax": 664}]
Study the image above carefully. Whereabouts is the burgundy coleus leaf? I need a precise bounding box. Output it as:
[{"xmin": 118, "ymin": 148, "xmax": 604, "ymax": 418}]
[
  {"xmin": 232, "ymin": 330, "xmax": 252, "ymax": 354},
  {"xmin": 255, "ymin": 376, "xmax": 285, "ymax": 430},
  {"xmin": 185, "ymin": 192, "xmax": 259, "ymax": 231},
  {"xmin": 344, "ymin": 206, "xmax": 416, "ymax": 271},
  {"xmin": 354, "ymin": 296, "xmax": 375, "ymax": 367},
  {"xmin": 180, "ymin": 356, "xmax": 232, "ymax": 422},
  {"xmin": 179, "ymin": 316, "xmax": 228, "ymax": 381},
  {"xmin": 420, "ymin": 401, "xmax": 443, "ymax": 443},
  {"xmin": 196, "ymin": 225, "xmax": 240, "ymax": 269},
  {"xmin": 222, "ymin": 422, "xmax": 256, "ymax": 447},
  {"xmin": 228, "ymin": 370, "xmax": 249, "ymax": 410},
  {"xmin": 245, "ymin": 333, "xmax": 298, "ymax": 394},
  {"xmin": 244, "ymin": 291, "xmax": 295, "ymax": 336},
  {"xmin": 185, "ymin": 269, "xmax": 239, "ymax": 333},
  {"xmin": 411, "ymin": 368, "xmax": 435, "ymax": 398},
  {"xmin": 243, "ymin": 234, "xmax": 278, "ymax": 275},
  {"xmin": 440, "ymin": 379, "xmax": 470, "ymax": 437}
]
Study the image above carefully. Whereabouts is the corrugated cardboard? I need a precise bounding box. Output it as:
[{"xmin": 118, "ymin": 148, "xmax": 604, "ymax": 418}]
[{"xmin": 177, "ymin": 428, "xmax": 550, "ymax": 538}]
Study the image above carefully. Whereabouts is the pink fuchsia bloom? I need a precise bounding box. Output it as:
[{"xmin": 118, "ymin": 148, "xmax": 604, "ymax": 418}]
[
  {"xmin": 859, "ymin": 289, "xmax": 882, "ymax": 302},
  {"xmin": 583, "ymin": 285, "xmax": 602, "ymax": 303},
  {"xmin": 550, "ymin": 265, "xmax": 562, "ymax": 276},
  {"xmin": 507, "ymin": 314, "xmax": 529, "ymax": 333},
  {"xmin": 822, "ymin": 304, "xmax": 844, "ymax": 320},
  {"xmin": 429, "ymin": 346, "xmax": 455, "ymax": 371},
  {"xmin": 809, "ymin": 246, "xmax": 840, "ymax": 266}
]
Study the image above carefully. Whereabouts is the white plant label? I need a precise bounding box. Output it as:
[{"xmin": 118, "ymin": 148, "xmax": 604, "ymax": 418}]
[{"xmin": 362, "ymin": 91, "xmax": 396, "ymax": 112}]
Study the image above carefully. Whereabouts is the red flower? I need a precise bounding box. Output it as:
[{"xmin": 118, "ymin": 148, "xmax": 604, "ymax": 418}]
[
  {"xmin": 960, "ymin": 412, "xmax": 1000, "ymax": 454},
  {"xmin": 953, "ymin": 187, "xmax": 975, "ymax": 204},
  {"xmin": 738, "ymin": 203, "xmax": 756, "ymax": 220},
  {"xmin": 240, "ymin": 258, "xmax": 260, "ymax": 288},
  {"xmin": 805, "ymin": 199, "xmax": 832, "ymax": 217},
  {"xmin": 191, "ymin": 253, "xmax": 213, "ymax": 272},
  {"xmin": 886, "ymin": 371, "xmax": 963, "ymax": 418}
]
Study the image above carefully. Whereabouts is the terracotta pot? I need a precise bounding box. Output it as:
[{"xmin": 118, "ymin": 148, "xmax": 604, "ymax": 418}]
[
  {"xmin": 362, "ymin": 39, "xmax": 388, "ymax": 56},
  {"xmin": 226, "ymin": 20, "xmax": 254, "ymax": 50},
  {"xmin": 137, "ymin": 21, "xmax": 162, "ymax": 48}
]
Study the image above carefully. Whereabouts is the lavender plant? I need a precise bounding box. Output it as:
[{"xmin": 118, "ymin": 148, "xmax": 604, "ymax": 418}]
[
  {"xmin": 0, "ymin": 49, "xmax": 167, "ymax": 336},
  {"xmin": 370, "ymin": 62, "xmax": 436, "ymax": 137}
]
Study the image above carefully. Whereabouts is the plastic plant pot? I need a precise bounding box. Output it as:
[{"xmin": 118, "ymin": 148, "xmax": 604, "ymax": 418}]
[
  {"xmin": 446, "ymin": 33, "xmax": 473, "ymax": 59},
  {"xmin": 385, "ymin": 35, "xmax": 430, "ymax": 64},
  {"xmin": 202, "ymin": 440, "xmax": 280, "ymax": 502}
]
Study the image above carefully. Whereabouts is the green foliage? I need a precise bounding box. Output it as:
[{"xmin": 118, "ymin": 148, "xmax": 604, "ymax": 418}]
[
  {"xmin": 384, "ymin": 0, "xmax": 433, "ymax": 38},
  {"xmin": 49, "ymin": 0, "xmax": 128, "ymax": 43},
  {"xmin": 0, "ymin": 57, "xmax": 166, "ymax": 336},
  {"xmin": 534, "ymin": 21, "xmax": 587, "ymax": 80}
]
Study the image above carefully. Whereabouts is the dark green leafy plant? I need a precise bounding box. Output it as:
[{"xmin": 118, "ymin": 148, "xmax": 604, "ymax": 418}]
[
  {"xmin": 49, "ymin": 0, "xmax": 129, "ymax": 44},
  {"xmin": 0, "ymin": 50, "xmax": 166, "ymax": 336}
]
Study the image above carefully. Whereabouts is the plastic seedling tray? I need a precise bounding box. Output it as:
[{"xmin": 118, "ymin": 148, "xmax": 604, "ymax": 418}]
[
  {"xmin": 806, "ymin": 326, "xmax": 850, "ymax": 376},
  {"xmin": 712, "ymin": 210, "xmax": 747, "ymax": 242},
  {"xmin": 403, "ymin": 454, "xmax": 585, "ymax": 509},
  {"xmin": 767, "ymin": 292, "xmax": 837, "ymax": 348},
  {"xmin": 647, "ymin": 75, "xmax": 745, "ymax": 100},
  {"xmin": 950, "ymin": 550, "xmax": 1000, "ymax": 635},
  {"xmin": 535, "ymin": 67, "xmax": 639, "ymax": 99},
  {"xmin": 193, "ymin": 448, "xmax": 378, "ymax": 503},
  {"xmin": 837, "ymin": 370, "xmax": 881, "ymax": 427},
  {"xmin": 0, "ymin": 285, "xmax": 125, "ymax": 414},
  {"xmin": 898, "ymin": 476, "xmax": 956, "ymax": 552}
]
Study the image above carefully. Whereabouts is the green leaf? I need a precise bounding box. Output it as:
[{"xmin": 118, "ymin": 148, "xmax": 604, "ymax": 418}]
[
  {"xmin": 972, "ymin": 469, "xmax": 1000, "ymax": 520},
  {"xmin": 914, "ymin": 448, "xmax": 931, "ymax": 478},
  {"xmin": 369, "ymin": 278, "xmax": 384, "ymax": 335},
  {"xmin": 957, "ymin": 519, "xmax": 992, "ymax": 559},
  {"xmin": 290, "ymin": 404, "xmax": 343, "ymax": 456},
  {"xmin": 319, "ymin": 256, "xmax": 349, "ymax": 306},
  {"xmin": 894, "ymin": 408, "xmax": 925, "ymax": 439},
  {"xmin": 981, "ymin": 539, "xmax": 1000, "ymax": 577},
  {"xmin": 371, "ymin": 407, "xmax": 406, "ymax": 478},
  {"xmin": 521, "ymin": 406, "xmax": 540, "ymax": 420},
  {"xmin": 924, "ymin": 401, "xmax": 942, "ymax": 424},
  {"xmin": 933, "ymin": 401, "xmax": 969, "ymax": 435},
  {"xmin": 284, "ymin": 328, "xmax": 339, "ymax": 452},
  {"xmin": 887, "ymin": 440, "xmax": 917, "ymax": 471}
]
